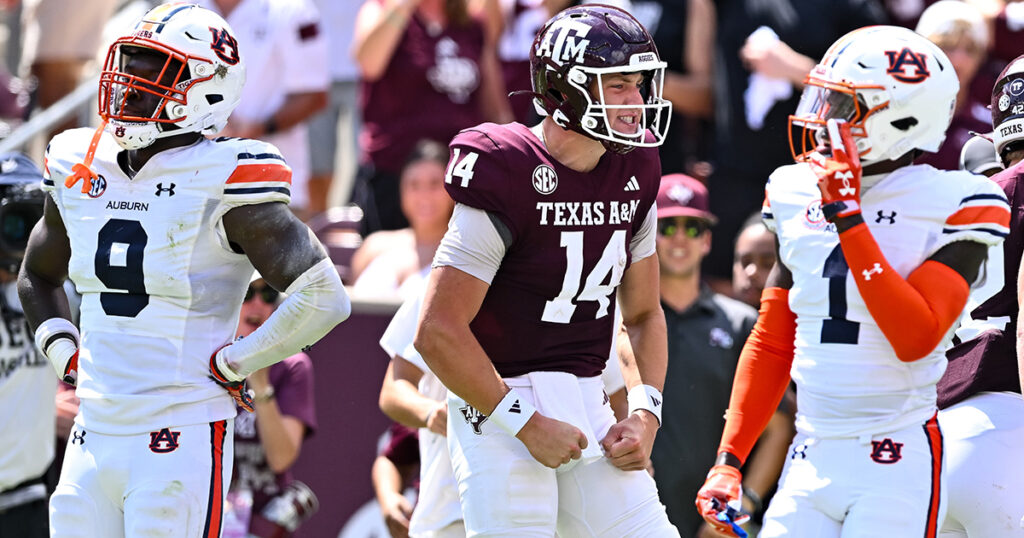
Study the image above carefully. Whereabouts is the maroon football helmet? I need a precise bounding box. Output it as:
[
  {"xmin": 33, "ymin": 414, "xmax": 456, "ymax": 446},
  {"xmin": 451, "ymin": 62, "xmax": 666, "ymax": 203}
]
[
  {"xmin": 528, "ymin": 4, "xmax": 671, "ymax": 154},
  {"xmin": 992, "ymin": 55, "xmax": 1024, "ymax": 166}
]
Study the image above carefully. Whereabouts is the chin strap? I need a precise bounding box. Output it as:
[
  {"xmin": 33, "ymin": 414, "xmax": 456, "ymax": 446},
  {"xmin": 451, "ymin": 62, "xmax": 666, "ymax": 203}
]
[{"xmin": 64, "ymin": 119, "xmax": 107, "ymax": 194}]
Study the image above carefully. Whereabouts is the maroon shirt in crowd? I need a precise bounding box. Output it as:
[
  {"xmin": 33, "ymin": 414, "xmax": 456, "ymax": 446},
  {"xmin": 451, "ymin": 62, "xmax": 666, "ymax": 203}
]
[
  {"xmin": 360, "ymin": 6, "xmax": 487, "ymax": 174},
  {"xmin": 939, "ymin": 160, "xmax": 1024, "ymax": 408},
  {"xmin": 232, "ymin": 354, "xmax": 317, "ymax": 513},
  {"xmin": 445, "ymin": 123, "xmax": 661, "ymax": 378}
]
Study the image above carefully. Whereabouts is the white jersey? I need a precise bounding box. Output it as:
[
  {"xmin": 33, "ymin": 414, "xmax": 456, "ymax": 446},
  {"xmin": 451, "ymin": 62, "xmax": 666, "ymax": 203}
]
[
  {"xmin": 379, "ymin": 289, "xmax": 463, "ymax": 536},
  {"xmin": 763, "ymin": 163, "xmax": 1008, "ymax": 438},
  {"xmin": 43, "ymin": 128, "xmax": 292, "ymax": 435}
]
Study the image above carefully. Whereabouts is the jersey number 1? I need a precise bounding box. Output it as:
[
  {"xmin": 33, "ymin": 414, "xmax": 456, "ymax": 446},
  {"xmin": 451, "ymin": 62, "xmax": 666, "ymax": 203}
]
[
  {"xmin": 542, "ymin": 230, "xmax": 626, "ymax": 323},
  {"xmin": 95, "ymin": 219, "xmax": 149, "ymax": 317},
  {"xmin": 821, "ymin": 243, "xmax": 859, "ymax": 344}
]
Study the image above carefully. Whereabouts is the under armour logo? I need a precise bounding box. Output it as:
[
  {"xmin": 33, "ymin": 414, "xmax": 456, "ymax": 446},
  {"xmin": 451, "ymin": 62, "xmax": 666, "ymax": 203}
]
[
  {"xmin": 835, "ymin": 170, "xmax": 856, "ymax": 196},
  {"xmin": 155, "ymin": 183, "xmax": 175, "ymax": 196},
  {"xmin": 790, "ymin": 443, "xmax": 807, "ymax": 460},
  {"xmin": 862, "ymin": 263, "xmax": 883, "ymax": 281},
  {"xmin": 71, "ymin": 430, "xmax": 86, "ymax": 445},
  {"xmin": 875, "ymin": 210, "xmax": 897, "ymax": 224},
  {"xmin": 148, "ymin": 428, "xmax": 181, "ymax": 453},
  {"xmin": 870, "ymin": 438, "xmax": 903, "ymax": 464},
  {"xmin": 460, "ymin": 404, "xmax": 488, "ymax": 435}
]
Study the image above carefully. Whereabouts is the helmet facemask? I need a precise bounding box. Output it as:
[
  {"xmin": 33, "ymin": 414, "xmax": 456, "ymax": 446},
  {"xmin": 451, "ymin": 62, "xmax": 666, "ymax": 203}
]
[
  {"xmin": 99, "ymin": 40, "xmax": 214, "ymax": 150},
  {"xmin": 789, "ymin": 75, "xmax": 887, "ymax": 163},
  {"xmin": 570, "ymin": 63, "xmax": 672, "ymax": 154}
]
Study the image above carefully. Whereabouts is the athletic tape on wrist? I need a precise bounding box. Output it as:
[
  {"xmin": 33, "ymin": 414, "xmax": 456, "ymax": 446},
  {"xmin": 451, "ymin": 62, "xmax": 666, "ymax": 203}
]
[
  {"xmin": 627, "ymin": 384, "xmax": 663, "ymax": 425},
  {"xmin": 489, "ymin": 388, "xmax": 536, "ymax": 436},
  {"xmin": 33, "ymin": 318, "xmax": 79, "ymax": 378}
]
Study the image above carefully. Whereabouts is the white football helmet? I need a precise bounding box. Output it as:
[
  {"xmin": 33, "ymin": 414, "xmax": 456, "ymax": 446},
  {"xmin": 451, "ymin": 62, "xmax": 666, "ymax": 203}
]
[
  {"xmin": 98, "ymin": 3, "xmax": 245, "ymax": 150},
  {"xmin": 790, "ymin": 25, "xmax": 958, "ymax": 165}
]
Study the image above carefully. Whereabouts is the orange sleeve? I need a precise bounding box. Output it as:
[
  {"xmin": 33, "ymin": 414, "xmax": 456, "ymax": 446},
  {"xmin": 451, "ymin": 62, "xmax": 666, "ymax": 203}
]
[
  {"xmin": 838, "ymin": 223, "xmax": 970, "ymax": 362},
  {"xmin": 718, "ymin": 287, "xmax": 795, "ymax": 464}
]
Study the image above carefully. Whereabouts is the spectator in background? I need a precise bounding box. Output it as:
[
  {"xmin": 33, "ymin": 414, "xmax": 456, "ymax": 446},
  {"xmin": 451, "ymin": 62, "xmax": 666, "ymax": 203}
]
[
  {"xmin": 732, "ymin": 212, "xmax": 776, "ymax": 309},
  {"xmin": 0, "ymin": 154, "xmax": 50, "ymax": 538},
  {"xmin": 647, "ymin": 175, "xmax": 791, "ymax": 537},
  {"xmin": 199, "ymin": 0, "xmax": 330, "ymax": 220},
  {"xmin": 352, "ymin": 0, "xmax": 513, "ymax": 233},
  {"xmin": 701, "ymin": 0, "xmax": 887, "ymax": 295},
  {"xmin": 307, "ymin": 0, "xmax": 363, "ymax": 215},
  {"xmin": 224, "ymin": 274, "xmax": 318, "ymax": 538},
  {"xmin": 19, "ymin": 0, "xmax": 117, "ymax": 137},
  {"xmin": 914, "ymin": 0, "xmax": 991, "ymax": 171},
  {"xmin": 370, "ymin": 423, "xmax": 420, "ymax": 538},
  {"xmin": 350, "ymin": 140, "xmax": 454, "ymax": 301},
  {"xmin": 487, "ymin": 0, "xmax": 561, "ymax": 124},
  {"xmin": 630, "ymin": 0, "xmax": 715, "ymax": 176}
]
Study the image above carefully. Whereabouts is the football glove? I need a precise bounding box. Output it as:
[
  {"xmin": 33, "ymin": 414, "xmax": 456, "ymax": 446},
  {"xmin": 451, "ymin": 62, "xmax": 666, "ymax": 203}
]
[
  {"xmin": 34, "ymin": 318, "xmax": 81, "ymax": 386},
  {"xmin": 696, "ymin": 464, "xmax": 749, "ymax": 537},
  {"xmin": 209, "ymin": 346, "xmax": 254, "ymax": 412},
  {"xmin": 810, "ymin": 118, "xmax": 862, "ymax": 222}
]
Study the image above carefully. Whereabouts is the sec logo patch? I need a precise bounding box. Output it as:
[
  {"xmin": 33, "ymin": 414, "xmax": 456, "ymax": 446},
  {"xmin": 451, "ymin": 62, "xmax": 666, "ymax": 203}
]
[{"xmin": 532, "ymin": 164, "xmax": 558, "ymax": 195}]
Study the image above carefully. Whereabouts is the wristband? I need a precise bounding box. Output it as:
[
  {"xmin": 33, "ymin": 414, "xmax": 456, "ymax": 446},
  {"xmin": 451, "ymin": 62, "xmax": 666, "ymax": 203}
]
[
  {"xmin": 211, "ymin": 346, "xmax": 245, "ymax": 383},
  {"xmin": 33, "ymin": 317, "xmax": 80, "ymax": 379},
  {"xmin": 252, "ymin": 385, "xmax": 276, "ymax": 404},
  {"xmin": 627, "ymin": 384, "xmax": 663, "ymax": 426},
  {"xmin": 489, "ymin": 388, "xmax": 536, "ymax": 436}
]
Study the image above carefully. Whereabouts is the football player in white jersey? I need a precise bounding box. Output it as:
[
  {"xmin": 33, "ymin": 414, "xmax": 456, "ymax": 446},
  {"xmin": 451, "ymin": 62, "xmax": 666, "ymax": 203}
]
[
  {"xmin": 695, "ymin": 26, "xmax": 1010, "ymax": 537},
  {"xmin": 16, "ymin": 5, "xmax": 350, "ymax": 538}
]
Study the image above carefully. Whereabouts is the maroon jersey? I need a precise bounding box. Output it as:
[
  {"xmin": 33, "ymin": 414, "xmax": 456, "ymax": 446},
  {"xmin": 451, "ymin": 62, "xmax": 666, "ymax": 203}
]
[
  {"xmin": 938, "ymin": 161, "xmax": 1024, "ymax": 408},
  {"xmin": 445, "ymin": 123, "xmax": 661, "ymax": 378},
  {"xmin": 360, "ymin": 9, "xmax": 487, "ymax": 174}
]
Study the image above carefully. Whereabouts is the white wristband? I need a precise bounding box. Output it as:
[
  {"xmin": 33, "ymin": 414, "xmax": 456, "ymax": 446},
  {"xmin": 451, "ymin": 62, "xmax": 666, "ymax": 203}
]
[
  {"xmin": 33, "ymin": 317, "xmax": 79, "ymax": 378},
  {"xmin": 489, "ymin": 388, "xmax": 536, "ymax": 436},
  {"xmin": 627, "ymin": 384, "xmax": 663, "ymax": 426}
]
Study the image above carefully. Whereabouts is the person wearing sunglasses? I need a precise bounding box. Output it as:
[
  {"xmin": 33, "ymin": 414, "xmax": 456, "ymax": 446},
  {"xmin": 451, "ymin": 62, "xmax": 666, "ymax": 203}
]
[
  {"xmin": 647, "ymin": 174, "xmax": 792, "ymax": 537},
  {"xmin": 223, "ymin": 274, "xmax": 319, "ymax": 538}
]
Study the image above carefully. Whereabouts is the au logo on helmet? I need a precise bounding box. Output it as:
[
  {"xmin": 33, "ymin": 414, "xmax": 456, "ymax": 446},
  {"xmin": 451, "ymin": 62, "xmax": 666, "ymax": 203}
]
[
  {"xmin": 884, "ymin": 47, "xmax": 930, "ymax": 84},
  {"xmin": 209, "ymin": 27, "xmax": 239, "ymax": 65}
]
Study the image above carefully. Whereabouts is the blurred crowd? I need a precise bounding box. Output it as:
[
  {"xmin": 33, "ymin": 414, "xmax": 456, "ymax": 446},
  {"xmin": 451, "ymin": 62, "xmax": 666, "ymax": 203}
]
[{"xmin": 1, "ymin": 0, "xmax": 1022, "ymax": 537}]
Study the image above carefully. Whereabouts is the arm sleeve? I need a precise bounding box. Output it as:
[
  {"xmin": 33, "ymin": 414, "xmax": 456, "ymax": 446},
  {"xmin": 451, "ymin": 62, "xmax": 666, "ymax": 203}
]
[
  {"xmin": 629, "ymin": 204, "xmax": 656, "ymax": 261},
  {"xmin": 719, "ymin": 287, "xmax": 796, "ymax": 463},
  {"xmin": 432, "ymin": 203, "xmax": 507, "ymax": 284}
]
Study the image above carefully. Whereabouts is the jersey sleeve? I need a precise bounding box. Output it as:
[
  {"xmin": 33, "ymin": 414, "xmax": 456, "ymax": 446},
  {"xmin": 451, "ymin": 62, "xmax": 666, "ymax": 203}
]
[
  {"xmin": 221, "ymin": 138, "xmax": 293, "ymax": 209},
  {"xmin": 935, "ymin": 176, "xmax": 1011, "ymax": 251},
  {"xmin": 762, "ymin": 171, "xmax": 779, "ymax": 233},
  {"xmin": 444, "ymin": 128, "xmax": 517, "ymax": 239},
  {"xmin": 41, "ymin": 130, "xmax": 89, "ymax": 210}
]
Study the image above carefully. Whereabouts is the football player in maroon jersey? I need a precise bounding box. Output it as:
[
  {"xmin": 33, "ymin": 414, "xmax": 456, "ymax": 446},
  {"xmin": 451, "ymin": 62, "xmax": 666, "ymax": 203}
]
[{"xmin": 415, "ymin": 4, "xmax": 680, "ymax": 536}]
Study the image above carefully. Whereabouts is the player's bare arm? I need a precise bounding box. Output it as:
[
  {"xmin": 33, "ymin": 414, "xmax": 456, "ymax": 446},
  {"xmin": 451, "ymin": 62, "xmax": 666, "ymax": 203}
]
[
  {"xmin": 601, "ymin": 253, "xmax": 666, "ymax": 471},
  {"xmin": 222, "ymin": 201, "xmax": 328, "ymax": 289},
  {"xmin": 19, "ymin": 195, "xmax": 72, "ymax": 328},
  {"xmin": 415, "ymin": 265, "xmax": 588, "ymax": 468},
  {"xmin": 379, "ymin": 356, "xmax": 447, "ymax": 436}
]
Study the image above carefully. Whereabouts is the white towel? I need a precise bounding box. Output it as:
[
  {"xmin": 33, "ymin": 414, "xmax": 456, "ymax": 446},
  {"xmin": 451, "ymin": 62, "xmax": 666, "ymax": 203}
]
[{"xmin": 743, "ymin": 26, "xmax": 793, "ymax": 131}]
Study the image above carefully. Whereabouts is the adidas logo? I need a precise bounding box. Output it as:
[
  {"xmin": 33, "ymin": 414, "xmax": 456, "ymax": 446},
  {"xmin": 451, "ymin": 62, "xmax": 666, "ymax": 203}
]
[
  {"xmin": 651, "ymin": 396, "xmax": 661, "ymax": 407},
  {"xmin": 509, "ymin": 400, "xmax": 521, "ymax": 414},
  {"xmin": 624, "ymin": 176, "xmax": 640, "ymax": 192}
]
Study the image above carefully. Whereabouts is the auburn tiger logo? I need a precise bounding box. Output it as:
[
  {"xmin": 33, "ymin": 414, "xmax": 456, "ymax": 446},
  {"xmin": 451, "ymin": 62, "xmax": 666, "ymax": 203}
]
[
  {"xmin": 869, "ymin": 437, "xmax": 903, "ymax": 464},
  {"xmin": 209, "ymin": 27, "xmax": 239, "ymax": 65},
  {"xmin": 149, "ymin": 428, "xmax": 181, "ymax": 453},
  {"xmin": 884, "ymin": 48, "xmax": 930, "ymax": 83}
]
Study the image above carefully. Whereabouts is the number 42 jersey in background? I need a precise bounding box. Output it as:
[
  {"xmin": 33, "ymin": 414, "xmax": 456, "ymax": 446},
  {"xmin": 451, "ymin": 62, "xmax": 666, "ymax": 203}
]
[
  {"xmin": 42, "ymin": 128, "xmax": 292, "ymax": 435},
  {"xmin": 763, "ymin": 162, "xmax": 1009, "ymax": 439}
]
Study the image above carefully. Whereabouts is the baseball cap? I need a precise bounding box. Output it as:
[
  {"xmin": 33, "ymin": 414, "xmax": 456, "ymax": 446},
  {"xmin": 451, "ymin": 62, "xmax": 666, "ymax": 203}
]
[{"xmin": 656, "ymin": 174, "xmax": 717, "ymax": 224}]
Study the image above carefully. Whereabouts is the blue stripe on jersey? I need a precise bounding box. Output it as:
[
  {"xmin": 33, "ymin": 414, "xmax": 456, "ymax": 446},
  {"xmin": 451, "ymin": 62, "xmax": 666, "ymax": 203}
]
[
  {"xmin": 237, "ymin": 152, "xmax": 285, "ymax": 162},
  {"xmin": 960, "ymin": 193, "xmax": 1009, "ymax": 204},
  {"xmin": 43, "ymin": 178, "xmax": 54, "ymax": 186},
  {"xmin": 942, "ymin": 227, "xmax": 1009, "ymax": 238},
  {"xmin": 762, "ymin": 211, "xmax": 773, "ymax": 220},
  {"xmin": 224, "ymin": 186, "xmax": 291, "ymax": 196}
]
